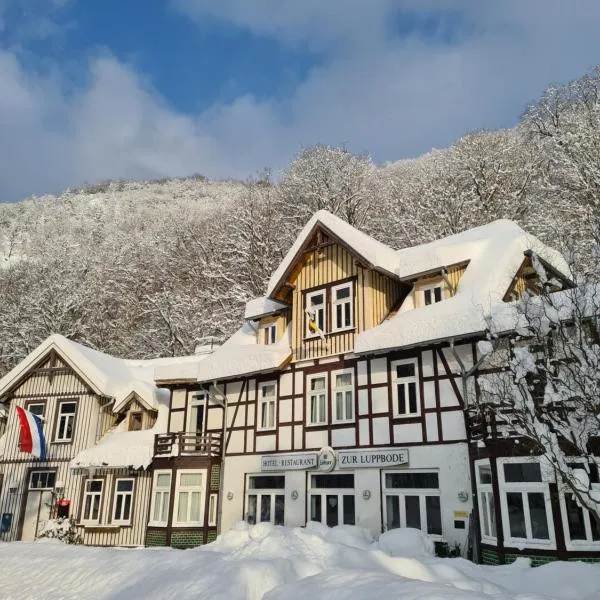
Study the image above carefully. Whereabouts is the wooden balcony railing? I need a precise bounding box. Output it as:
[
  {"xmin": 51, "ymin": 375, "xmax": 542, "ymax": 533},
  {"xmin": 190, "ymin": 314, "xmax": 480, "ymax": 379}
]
[{"xmin": 154, "ymin": 432, "xmax": 221, "ymax": 457}]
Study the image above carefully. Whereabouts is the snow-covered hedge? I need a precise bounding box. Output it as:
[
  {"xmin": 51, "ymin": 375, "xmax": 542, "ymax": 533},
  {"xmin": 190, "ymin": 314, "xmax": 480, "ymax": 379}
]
[{"xmin": 38, "ymin": 518, "xmax": 82, "ymax": 545}]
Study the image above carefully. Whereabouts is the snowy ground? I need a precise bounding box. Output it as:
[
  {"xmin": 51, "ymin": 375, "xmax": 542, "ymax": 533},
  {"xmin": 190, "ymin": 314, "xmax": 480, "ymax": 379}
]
[{"xmin": 1, "ymin": 523, "xmax": 599, "ymax": 600}]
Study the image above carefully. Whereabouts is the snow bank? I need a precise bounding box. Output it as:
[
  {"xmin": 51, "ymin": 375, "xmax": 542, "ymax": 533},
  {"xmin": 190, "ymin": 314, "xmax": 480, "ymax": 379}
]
[{"xmin": 1, "ymin": 524, "xmax": 599, "ymax": 600}]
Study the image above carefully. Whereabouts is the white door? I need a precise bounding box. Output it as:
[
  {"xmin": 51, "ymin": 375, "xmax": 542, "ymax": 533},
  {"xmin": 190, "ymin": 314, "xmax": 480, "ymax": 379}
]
[{"xmin": 21, "ymin": 471, "xmax": 56, "ymax": 541}]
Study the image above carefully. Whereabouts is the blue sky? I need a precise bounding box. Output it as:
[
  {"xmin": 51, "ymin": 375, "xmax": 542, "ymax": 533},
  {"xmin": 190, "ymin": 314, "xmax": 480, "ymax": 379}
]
[{"xmin": 1, "ymin": 1, "xmax": 600, "ymax": 202}]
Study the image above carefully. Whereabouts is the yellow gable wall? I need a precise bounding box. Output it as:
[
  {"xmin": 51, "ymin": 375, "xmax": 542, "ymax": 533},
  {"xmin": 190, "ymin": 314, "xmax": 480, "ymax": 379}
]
[{"xmin": 285, "ymin": 241, "xmax": 403, "ymax": 361}]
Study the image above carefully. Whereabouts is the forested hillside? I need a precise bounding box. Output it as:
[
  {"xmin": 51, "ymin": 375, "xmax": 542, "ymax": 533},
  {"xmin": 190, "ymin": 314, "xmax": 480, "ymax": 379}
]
[{"xmin": 0, "ymin": 67, "xmax": 599, "ymax": 374}]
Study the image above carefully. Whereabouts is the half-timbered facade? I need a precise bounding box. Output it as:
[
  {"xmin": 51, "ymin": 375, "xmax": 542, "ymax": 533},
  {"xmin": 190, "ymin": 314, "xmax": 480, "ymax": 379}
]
[
  {"xmin": 0, "ymin": 335, "xmax": 195, "ymax": 546},
  {"xmin": 153, "ymin": 211, "xmax": 588, "ymax": 560}
]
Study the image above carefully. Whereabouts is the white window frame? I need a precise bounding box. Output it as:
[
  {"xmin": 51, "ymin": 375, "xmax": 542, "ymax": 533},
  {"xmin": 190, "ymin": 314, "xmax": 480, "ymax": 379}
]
[
  {"xmin": 246, "ymin": 474, "xmax": 286, "ymax": 526},
  {"xmin": 381, "ymin": 470, "xmax": 442, "ymax": 539},
  {"xmin": 258, "ymin": 381, "xmax": 277, "ymax": 431},
  {"xmin": 208, "ymin": 493, "xmax": 218, "ymax": 527},
  {"xmin": 391, "ymin": 358, "xmax": 420, "ymax": 417},
  {"xmin": 498, "ymin": 457, "xmax": 555, "ymax": 549},
  {"xmin": 187, "ymin": 391, "xmax": 208, "ymax": 434},
  {"xmin": 418, "ymin": 280, "xmax": 445, "ymax": 307},
  {"xmin": 81, "ymin": 478, "xmax": 104, "ymax": 525},
  {"xmin": 149, "ymin": 469, "xmax": 172, "ymax": 526},
  {"xmin": 55, "ymin": 400, "xmax": 76, "ymax": 442},
  {"xmin": 558, "ymin": 461, "xmax": 600, "ymax": 550},
  {"xmin": 29, "ymin": 470, "xmax": 56, "ymax": 490},
  {"xmin": 331, "ymin": 281, "xmax": 354, "ymax": 332},
  {"xmin": 332, "ymin": 368, "xmax": 354, "ymax": 424},
  {"xmin": 112, "ymin": 478, "xmax": 135, "ymax": 525},
  {"xmin": 26, "ymin": 402, "xmax": 45, "ymax": 418},
  {"xmin": 308, "ymin": 473, "xmax": 356, "ymax": 527},
  {"xmin": 173, "ymin": 469, "xmax": 205, "ymax": 527},
  {"xmin": 262, "ymin": 323, "xmax": 277, "ymax": 345},
  {"xmin": 306, "ymin": 288, "xmax": 326, "ymax": 338},
  {"xmin": 307, "ymin": 373, "xmax": 328, "ymax": 426},
  {"xmin": 475, "ymin": 459, "xmax": 497, "ymax": 543}
]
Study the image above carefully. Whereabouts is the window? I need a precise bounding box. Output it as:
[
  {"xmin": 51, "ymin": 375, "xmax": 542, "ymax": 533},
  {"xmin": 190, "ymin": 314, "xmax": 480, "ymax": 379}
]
[
  {"xmin": 82, "ymin": 479, "xmax": 103, "ymax": 524},
  {"xmin": 383, "ymin": 471, "xmax": 442, "ymax": 537},
  {"xmin": 332, "ymin": 282, "xmax": 353, "ymax": 331},
  {"xmin": 246, "ymin": 475, "xmax": 285, "ymax": 525},
  {"xmin": 306, "ymin": 289, "xmax": 326, "ymax": 337},
  {"xmin": 423, "ymin": 286, "xmax": 443, "ymax": 306},
  {"xmin": 55, "ymin": 401, "xmax": 76, "ymax": 442},
  {"xmin": 263, "ymin": 323, "xmax": 277, "ymax": 345},
  {"xmin": 29, "ymin": 471, "xmax": 55, "ymax": 490},
  {"xmin": 560, "ymin": 463, "xmax": 600, "ymax": 547},
  {"xmin": 208, "ymin": 493, "xmax": 218, "ymax": 527},
  {"xmin": 26, "ymin": 403, "xmax": 45, "ymax": 418},
  {"xmin": 150, "ymin": 471, "xmax": 171, "ymax": 525},
  {"xmin": 173, "ymin": 471, "xmax": 204, "ymax": 525},
  {"xmin": 476, "ymin": 462, "xmax": 497, "ymax": 541},
  {"xmin": 309, "ymin": 474, "xmax": 355, "ymax": 527},
  {"xmin": 129, "ymin": 412, "xmax": 143, "ymax": 431},
  {"xmin": 391, "ymin": 359, "xmax": 419, "ymax": 417},
  {"xmin": 499, "ymin": 460, "xmax": 553, "ymax": 545},
  {"xmin": 307, "ymin": 375, "xmax": 327, "ymax": 425},
  {"xmin": 332, "ymin": 369, "xmax": 354, "ymax": 423},
  {"xmin": 112, "ymin": 478, "xmax": 134, "ymax": 524},
  {"xmin": 259, "ymin": 382, "xmax": 277, "ymax": 430},
  {"xmin": 188, "ymin": 392, "xmax": 207, "ymax": 434}
]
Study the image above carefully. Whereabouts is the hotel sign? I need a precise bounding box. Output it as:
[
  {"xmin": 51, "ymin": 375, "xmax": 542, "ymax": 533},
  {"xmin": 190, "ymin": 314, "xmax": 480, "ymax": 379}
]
[
  {"xmin": 260, "ymin": 452, "xmax": 318, "ymax": 472},
  {"xmin": 337, "ymin": 448, "xmax": 409, "ymax": 469}
]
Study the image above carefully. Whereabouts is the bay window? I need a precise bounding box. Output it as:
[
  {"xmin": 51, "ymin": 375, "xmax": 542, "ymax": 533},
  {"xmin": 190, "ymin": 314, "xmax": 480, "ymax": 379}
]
[
  {"xmin": 173, "ymin": 470, "xmax": 204, "ymax": 526},
  {"xmin": 499, "ymin": 460, "xmax": 553, "ymax": 546},
  {"xmin": 150, "ymin": 471, "xmax": 171, "ymax": 525}
]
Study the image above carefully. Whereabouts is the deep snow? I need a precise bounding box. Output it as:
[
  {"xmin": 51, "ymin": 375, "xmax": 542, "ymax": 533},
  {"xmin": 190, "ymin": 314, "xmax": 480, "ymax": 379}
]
[{"xmin": 0, "ymin": 523, "xmax": 598, "ymax": 600}]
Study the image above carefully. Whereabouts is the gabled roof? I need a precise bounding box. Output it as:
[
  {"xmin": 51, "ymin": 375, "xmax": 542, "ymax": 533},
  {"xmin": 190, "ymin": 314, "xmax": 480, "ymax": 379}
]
[
  {"xmin": 266, "ymin": 210, "xmax": 399, "ymax": 298},
  {"xmin": 355, "ymin": 220, "xmax": 571, "ymax": 353},
  {"xmin": 0, "ymin": 335, "xmax": 179, "ymax": 412}
]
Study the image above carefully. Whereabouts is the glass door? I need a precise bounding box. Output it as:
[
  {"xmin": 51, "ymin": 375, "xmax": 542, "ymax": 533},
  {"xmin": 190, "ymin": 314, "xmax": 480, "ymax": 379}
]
[{"xmin": 308, "ymin": 473, "xmax": 355, "ymax": 527}]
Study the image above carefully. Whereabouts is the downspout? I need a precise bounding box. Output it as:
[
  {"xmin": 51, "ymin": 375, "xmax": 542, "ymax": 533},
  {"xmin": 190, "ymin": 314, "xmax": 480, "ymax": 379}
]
[{"xmin": 211, "ymin": 381, "xmax": 227, "ymax": 536}]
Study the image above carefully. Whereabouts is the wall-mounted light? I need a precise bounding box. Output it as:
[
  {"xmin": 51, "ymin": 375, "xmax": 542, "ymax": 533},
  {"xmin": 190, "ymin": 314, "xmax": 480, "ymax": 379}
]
[
  {"xmin": 55, "ymin": 480, "xmax": 65, "ymax": 491},
  {"xmin": 362, "ymin": 490, "xmax": 371, "ymax": 501},
  {"xmin": 227, "ymin": 491, "xmax": 234, "ymax": 501},
  {"xmin": 457, "ymin": 490, "xmax": 469, "ymax": 503},
  {"xmin": 291, "ymin": 490, "xmax": 299, "ymax": 500},
  {"xmin": 8, "ymin": 481, "xmax": 18, "ymax": 494}
]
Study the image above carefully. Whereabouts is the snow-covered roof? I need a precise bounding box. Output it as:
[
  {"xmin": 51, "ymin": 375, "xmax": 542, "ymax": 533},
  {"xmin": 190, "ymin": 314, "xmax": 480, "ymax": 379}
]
[
  {"xmin": 266, "ymin": 210, "xmax": 399, "ymax": 297},
  {"xmin": 0, "ymin": 335, "xmax": 184, "ymax": 413},
  {"xmin": 155, "ymin": 322, "xmax": 292, "ymax": 385},
  {"xmin": 244, "ymin": 296, "xmax": 289, "ymax": 320},
  {"xmin": 355, "ymin": 220, "xmax": 571, "ymax": 354},
  {"xmin": 70, "ymin": 393, "xmax": 169, "ymax": 470}
]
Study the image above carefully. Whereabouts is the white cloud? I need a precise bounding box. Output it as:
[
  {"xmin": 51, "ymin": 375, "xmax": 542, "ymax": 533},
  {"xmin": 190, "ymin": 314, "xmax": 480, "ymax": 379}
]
[{"xmin": 2, "ymin": 1, "xmax": 600, "ymax": 200}]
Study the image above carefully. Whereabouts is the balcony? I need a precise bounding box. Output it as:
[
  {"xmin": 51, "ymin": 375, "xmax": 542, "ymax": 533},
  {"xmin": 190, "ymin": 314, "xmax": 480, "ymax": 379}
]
[{"xmin": 154, "ymin": 432, "xmax": 221, "ymax": 457}]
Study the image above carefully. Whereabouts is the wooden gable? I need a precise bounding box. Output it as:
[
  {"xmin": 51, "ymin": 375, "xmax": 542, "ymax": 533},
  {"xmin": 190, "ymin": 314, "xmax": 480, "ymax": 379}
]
[{"xmin": 504, "ymin": 255, "xmax": 569, "ymax": 302}]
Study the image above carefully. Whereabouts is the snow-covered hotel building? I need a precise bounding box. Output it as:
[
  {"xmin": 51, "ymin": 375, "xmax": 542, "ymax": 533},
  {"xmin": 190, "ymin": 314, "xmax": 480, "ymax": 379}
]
[{"xmin": 0, "ymin": 210, "xmax": 598, "ymax": 564}]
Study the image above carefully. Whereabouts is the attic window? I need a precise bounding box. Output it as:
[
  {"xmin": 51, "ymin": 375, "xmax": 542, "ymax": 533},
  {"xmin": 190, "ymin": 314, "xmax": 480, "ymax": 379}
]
[
  {"xmin": 423, "ymin": 286, "xmax": 442, "ymax": 306},
  {"xmin": 263, "ymin": 324, "xmax": 277, "ymax": 345},
  {"xmin": 129, "ymin": 412, "xmax": 143, "ymax": 431}
]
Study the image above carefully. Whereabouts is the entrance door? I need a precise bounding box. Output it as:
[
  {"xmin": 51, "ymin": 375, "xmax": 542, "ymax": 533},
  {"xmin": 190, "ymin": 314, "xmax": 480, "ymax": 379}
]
[
  {"xmin": 21, "ymin": 471, "xmax": 56, "ymax": 541},
  {"xmin": 308, "ymin": 473, "xmax": 355, "ymax": 527}
]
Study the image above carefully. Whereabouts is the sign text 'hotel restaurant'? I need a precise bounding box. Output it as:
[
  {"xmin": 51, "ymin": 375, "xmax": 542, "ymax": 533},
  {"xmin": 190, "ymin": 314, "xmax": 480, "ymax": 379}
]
[{"xmin": 260, "ymin": 448, "xmax": 409, "ymax": 472}]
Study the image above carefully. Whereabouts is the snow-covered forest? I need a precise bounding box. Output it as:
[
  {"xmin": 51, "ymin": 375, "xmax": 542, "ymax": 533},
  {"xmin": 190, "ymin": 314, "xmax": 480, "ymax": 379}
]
[{"xmin": 0, "ymin": 66, "xmax": 599, "ymax": 375}]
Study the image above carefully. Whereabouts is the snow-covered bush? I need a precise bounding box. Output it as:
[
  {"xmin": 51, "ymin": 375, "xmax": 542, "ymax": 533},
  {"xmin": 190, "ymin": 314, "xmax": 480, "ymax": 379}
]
[{"xmin": 38, "ymin": 518, "xmax": 82, "ymax": 544}]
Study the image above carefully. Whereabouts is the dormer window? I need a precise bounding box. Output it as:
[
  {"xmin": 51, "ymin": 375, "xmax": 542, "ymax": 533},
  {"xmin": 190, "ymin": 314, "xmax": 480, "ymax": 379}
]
[
  {"xmin": 423, "ymin": 285, "xmax": 443, "ymax": 306},
  {"xmin": 306, "ymin": 289, "xmax": 326, "ymax": 337},
  {"xmin": 263, "ymin": 323, "xmax": 277, "ymax": 345},
  {"xmin": 332, "ymin": 282, "xmax": 353, "ymax": 331}
]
